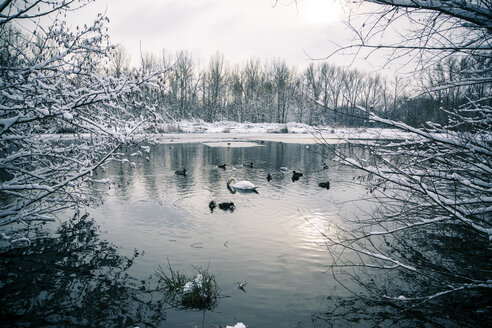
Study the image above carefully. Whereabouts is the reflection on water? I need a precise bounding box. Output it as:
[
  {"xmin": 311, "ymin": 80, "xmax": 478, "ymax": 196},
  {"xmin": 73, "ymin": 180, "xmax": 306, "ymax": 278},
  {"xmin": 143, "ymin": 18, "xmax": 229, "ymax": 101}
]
[
  {"xmin": 0, "ymin": 213, "xmax": 166, "ymax": 327},
  {"xmin": 1, "ymin": 140, "xmax": 370, "ymax": 327},
  {"xmin": 88, "ymin": 141, "xmax": 368, "ymax": 327}
]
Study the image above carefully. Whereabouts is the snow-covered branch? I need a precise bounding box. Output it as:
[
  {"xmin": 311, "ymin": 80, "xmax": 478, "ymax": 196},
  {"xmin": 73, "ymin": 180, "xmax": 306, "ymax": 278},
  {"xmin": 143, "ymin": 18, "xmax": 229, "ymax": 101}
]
[
  {"xmin": 366, "ymin": 0, "xmax": 492, "ymax": 31},
  {"xmin": 0, "ymin": 3, "xmax": 167, "ymax": 225},
  {"xmin": 320, "ymin": 2, "xmax": 492, "ymax": 324},
  {"xmin": 338, "ymin": 0, "xmax": 492, "ymax": 71}
]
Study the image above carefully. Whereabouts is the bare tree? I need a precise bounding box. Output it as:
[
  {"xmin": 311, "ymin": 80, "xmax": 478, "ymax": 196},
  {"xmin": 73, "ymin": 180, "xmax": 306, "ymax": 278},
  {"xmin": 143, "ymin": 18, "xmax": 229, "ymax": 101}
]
[
  {"xmin": 0, "ymin": 1, "xmax": 163, "ymax": 227},
  {"xmin": 203, "ymin": 52, "xmax": 227, "ymax": 121},
  {"xmin": 304, "ymin": 63, "xmax": 323, "ymax": 125},
  {"xmin": 337, "ymin": 0, "xmax": 492, "ymax": 71},
  {"xmin": 271, "ymin": 59, "xmax": 291, "ymax": 123},
  {"xmin": 290, "ymin": 74, "xmax": 308, "ymax": 123},
  {"xmin": 168, "ymin": 51, "xmax": 195, "ymax": 118},
  {"xmin": 228, "ymin": 64, "xmax": 244, "ymax": 122},
  {"xmin": 109, "ymin": 45, "xmax": 131, "ymax": 78},
  {"xmin": 313, "ymin": 0, "xmax": 492, "ymax": 326},
  {"xmin": 242, "ymin": 57, "xmax": 264, "ymax": 122}
]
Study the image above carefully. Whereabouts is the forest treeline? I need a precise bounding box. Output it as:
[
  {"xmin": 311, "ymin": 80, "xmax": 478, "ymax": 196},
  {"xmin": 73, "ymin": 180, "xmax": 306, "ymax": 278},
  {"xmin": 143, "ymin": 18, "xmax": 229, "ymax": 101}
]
[
  {"xmin": 2, "ymin": 23, "xmax": 489, "ymax": 129},
  {"xmin": 110, "ymin": 46, "xmax": 490, "ymax": 128}
]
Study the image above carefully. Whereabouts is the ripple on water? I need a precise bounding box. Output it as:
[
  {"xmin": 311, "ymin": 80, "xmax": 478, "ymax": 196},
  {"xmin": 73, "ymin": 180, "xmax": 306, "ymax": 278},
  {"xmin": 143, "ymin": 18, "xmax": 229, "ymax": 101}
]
[{"xmin": 88, "ymin": 141, "xmax": 367, "ymax": 327}]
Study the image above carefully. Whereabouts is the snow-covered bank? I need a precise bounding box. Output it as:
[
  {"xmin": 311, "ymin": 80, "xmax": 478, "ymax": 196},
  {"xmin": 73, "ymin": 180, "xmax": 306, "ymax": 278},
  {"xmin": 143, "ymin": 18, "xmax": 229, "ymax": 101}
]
[
  {"xmin": 152, "ymin": 119, "xmax": 415, "ymax": 144},
  {"xmin": 42, "ymin": 120, "xmax": 416, "ymax": 144}
]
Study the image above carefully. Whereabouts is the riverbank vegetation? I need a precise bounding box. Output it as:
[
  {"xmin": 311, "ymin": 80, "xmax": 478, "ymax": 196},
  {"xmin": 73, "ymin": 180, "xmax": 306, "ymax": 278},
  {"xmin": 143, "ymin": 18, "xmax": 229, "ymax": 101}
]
[{"xmin": 108, "ymin": 45, "xmax": 490, "ymax": 129}]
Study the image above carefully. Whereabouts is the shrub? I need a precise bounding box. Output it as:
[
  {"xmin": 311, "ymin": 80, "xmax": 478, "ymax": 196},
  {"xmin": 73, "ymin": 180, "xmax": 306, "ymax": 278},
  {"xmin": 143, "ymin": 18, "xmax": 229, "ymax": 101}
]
[{"xmin": 155, "ymin": 260, "xmax": 220, "ymax": 311}]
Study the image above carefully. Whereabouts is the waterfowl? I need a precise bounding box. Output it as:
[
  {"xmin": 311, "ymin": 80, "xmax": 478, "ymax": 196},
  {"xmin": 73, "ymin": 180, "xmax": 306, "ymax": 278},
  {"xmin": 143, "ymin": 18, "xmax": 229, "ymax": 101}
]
[
  {"xmin": 243, "ymin": 162, "xmax": 254, "ymax": 168},
  {"xmin": 267, "ymin": 173, "xmax": 272, "ymax": 182},
  {"xmin": 280, "ymin": 167, "xmax": 288, "ymax": 172},
  {"xmin": 318, "ymin": 181, "xmax": 330, "ymax": 189},
  {"xmin": 323, "ymin": 163, "xmax": 329, "ymax": 170},
  {"xmin": 175, "ymin": 169, "xmax": 187, "ymax": 176},
  {"xmin": 292, "ymin": 171, "xmax": 303, "ymax": 182},
  {"xmin": 218, "ymin": 164, "xmax": 227, "ymax": 169},
  {"xmin": 218, "ymin": 202, "xmax": 235, "ymax": 211},
  {"xmin": 209, "ymin": 201, "xmax": 217, "ymax": 211},
  {"xmin": 292, "ymin": 171, "xmax": 303, "ymax": 178},
  {"xmin": 227, "ymin": 178, "xmax": 258, "ymax": 192}
]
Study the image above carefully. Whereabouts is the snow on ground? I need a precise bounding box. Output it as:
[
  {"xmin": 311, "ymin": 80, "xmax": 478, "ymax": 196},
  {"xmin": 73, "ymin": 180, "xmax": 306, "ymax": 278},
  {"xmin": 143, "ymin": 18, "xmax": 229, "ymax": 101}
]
[
  {"xmin": 151, "ymin": 119, "xmax": 415, "ymax": 144},
  {"xmin": 44, "ymin": 119, "xmax": 415, "ymax": 144},
  {"xmin": 171, "ymin": 120, "xmax": 309, "ymax": 134},
  {"xmin": 163, "ymin": 119, "xmax": 413, "ymax": 139}
]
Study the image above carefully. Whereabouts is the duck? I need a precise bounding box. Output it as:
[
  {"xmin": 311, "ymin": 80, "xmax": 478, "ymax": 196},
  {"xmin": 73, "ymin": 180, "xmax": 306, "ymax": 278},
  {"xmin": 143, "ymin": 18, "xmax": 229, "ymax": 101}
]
[
  {"xmin": 174, "ymin": 169, "xmax": 187, "ymax": 176},
  {"xmin": 292, "ymin": 171, "xmax": 303, "ymax": 182},
  {"xmin": 209, "ymin": 200, "xmax": 217, "ymax": 211},
  {"xmin": 267, "ymin": 173, "xmax": 272, "ymax": 182},
  {"xmin": 243, "ymin": 162, "xmax": 254, "ymax": 168},
  {"xmin": 218, "ymin": 164, "xmax": 227, "ymax": 169},
  {"xmin": 280, "ymin": 167, "xmax": 288, "ymax": 172},
  {"xmin": 218, "ymin": 202, "xmax": 235, "ymax": 211},
  {"xmin": 318, "ymin": 181, "xmax": 330, "ymax": 189},
  {"xmin": 292, "ymin": 171, "xmax": 303, "ymax": 178},
  {"xmin": 227, "ymin": 178, "xmax": 258, "ymax": 192},
  {"xmin": 323, "ymin": 163, "xmax": 329, "ymax": 170}
]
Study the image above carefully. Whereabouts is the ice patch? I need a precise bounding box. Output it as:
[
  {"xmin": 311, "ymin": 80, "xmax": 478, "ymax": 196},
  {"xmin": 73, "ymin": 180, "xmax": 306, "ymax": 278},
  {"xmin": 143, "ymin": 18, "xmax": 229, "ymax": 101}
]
[
  {"xmin": 204, "ymin": 141, "xmax": 263, "ymax": 148},
  {"xmin": 226, "ymin": 323, "xmax": 246, "ymax": 328}
]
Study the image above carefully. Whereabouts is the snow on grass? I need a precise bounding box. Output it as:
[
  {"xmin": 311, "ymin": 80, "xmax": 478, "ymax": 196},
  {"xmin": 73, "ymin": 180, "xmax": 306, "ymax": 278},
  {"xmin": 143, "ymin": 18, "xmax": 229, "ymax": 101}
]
[
  {"xmin": 155, "ymin": 262, "xmax": 220, "ymax": 311},
  {"xmin": 156, "ymin": 119, "xmax": 415, "ymax": 140},
  {"xmin": 41, "ymin": 118, "xmax": 416, "ymax": 143},
  {"xmin": 183, "ymin": 274, "xmax": 204, "ymax": 293}
]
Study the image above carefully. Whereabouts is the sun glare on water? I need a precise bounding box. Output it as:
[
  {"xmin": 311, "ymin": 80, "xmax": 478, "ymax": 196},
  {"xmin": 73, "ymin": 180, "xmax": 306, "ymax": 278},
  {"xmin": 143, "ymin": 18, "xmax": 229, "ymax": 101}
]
[{"xmin": 298, "ymin": 0, "xmax": 342, "ymax": 25}]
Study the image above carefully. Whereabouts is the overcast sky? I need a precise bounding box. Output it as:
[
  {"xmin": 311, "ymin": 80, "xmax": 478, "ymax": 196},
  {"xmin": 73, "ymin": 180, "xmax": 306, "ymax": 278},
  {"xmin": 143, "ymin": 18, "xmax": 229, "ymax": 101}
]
[{"xmin": 69, "ymin": 0, "xmax": 384, "ymax": 70}]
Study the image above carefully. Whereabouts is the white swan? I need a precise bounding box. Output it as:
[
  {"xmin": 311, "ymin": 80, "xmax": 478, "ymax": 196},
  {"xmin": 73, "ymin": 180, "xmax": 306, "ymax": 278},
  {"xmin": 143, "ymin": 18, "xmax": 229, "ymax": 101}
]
[{"xmin": 227, "ymin": 178, "xmax": 257, "ymax": 192}]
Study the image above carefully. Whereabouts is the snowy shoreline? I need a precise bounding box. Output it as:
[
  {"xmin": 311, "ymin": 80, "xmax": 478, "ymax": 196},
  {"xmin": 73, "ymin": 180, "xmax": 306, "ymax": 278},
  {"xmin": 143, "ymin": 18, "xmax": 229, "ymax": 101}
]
[
  {"xmin": 164, "ymin": 120, "xmax": 410, "ymax": 139},
  {"xmin": 47, "ymin": 120, "xmax": 415, "ymax": 144}
]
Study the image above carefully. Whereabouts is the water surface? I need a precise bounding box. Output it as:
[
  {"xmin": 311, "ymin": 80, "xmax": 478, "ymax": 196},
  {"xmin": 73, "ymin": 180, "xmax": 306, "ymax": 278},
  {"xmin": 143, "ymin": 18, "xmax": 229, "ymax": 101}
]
[{"xmin": 88, "ymin": 139, "xmax": 367, "ymax": 327}]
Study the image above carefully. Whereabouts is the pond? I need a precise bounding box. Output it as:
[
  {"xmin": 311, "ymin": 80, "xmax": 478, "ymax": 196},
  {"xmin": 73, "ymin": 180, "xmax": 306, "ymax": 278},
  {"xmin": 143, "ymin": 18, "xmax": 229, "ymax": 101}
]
[
  {"xmin": 94, "ymin": 137, "xmax": 369, "ymax": 326},
  {"xmin": 1, "ymin": 136, "xmax": 371, "ymax": 327}
]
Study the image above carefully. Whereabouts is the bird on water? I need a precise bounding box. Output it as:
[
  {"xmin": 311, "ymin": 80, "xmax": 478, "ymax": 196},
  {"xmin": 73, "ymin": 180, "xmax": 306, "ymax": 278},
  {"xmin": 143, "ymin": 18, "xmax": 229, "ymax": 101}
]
[
  {"xmin": 175, "ymin": 169, "xmax": 187, "ymax": 176},
  {"xmin": 227, "ymin": 178, "xmax": 258, "ymax": 193},
  {"xmin": 218, "ymin": 202, "xmax": 235, "ymax": 211}
]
